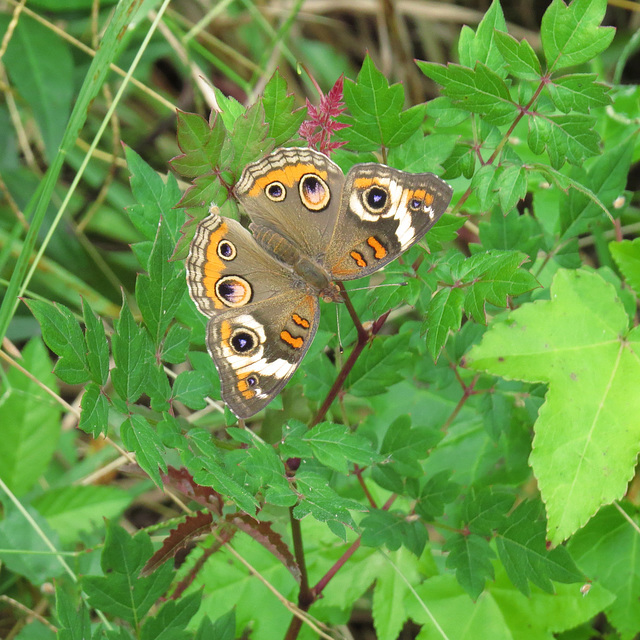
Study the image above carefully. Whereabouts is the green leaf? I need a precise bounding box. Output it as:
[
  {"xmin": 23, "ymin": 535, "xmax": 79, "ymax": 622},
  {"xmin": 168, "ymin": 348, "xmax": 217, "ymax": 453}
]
[
  {"xmin": 387, "ymin": 130, "xmax": 457, "ymax": 174},
  {"xmin": 442, "ymin": 142, "xmax": 476, "ymax": 180},
  {"xmin": 304, "ymin": 422, "xmax": 383, "ymax": 474},
  {"xmin": 0, "ymin": 502, "xmax": 64, "ymax": 584},
  {"xmin": 495, "ymin": 165, "xmax": 527, "ymax": 214},
  {"xmin": 293, "ymin": 472, "xmax": 364, "ymax": 539},
  {"xmin": 162, "ymin": 324, "xmax": 191, "ymax": 364},
  {"xmin": 610, "ymin": 238, "xmax": 640, "ymax": 297},
  {"xmin": 136, "ymin": 218, "xmax": 185, "ymax": 346},
  {"xmin": 471, "ymin": 164, "xmax": 500, "ymax": 212},
  {"xmin": 82, "ymin": 522, "xmax": 174, "ymax": 624},
  {"xmin": 569, "ymin": 505, "xmax": 640, "ymax": 639},
  {"xmin": 340, "ymin": 54, "xmax": 426, "ymax": 151},
  {"xmin": 111, "ymin": 299, "xmax": 153, "ymax": 403},
  {"xmin": 417, "ymin": 61, "xmax": 518, "ymax": 126},
  {"xmin": 444, "ymin": 533, "xmax": 495, "ymax": 599},
  {"xmin": 0, "ymin": 338, "xmax": 61, "ymax": 495},
  {"xmin": 171, "ymin": 110, "xmax": 228, "ymax": 178},
  {"xmin": 140, "ymin": 592, "xmax": 202, "ymax": 640},
  {"xmin": 493, "ymin": 31, "xmax": 542, "ymax": 80},
  {"xmin": 360, "ymin": 509, "xmax": 427, "ymax": 556},
  {"xmin": 172, "ymin": 370, "xmax": 214, "ymax": 410},
  {"xmin": 547, "ymin": 74, "xmax": 611, "ymax": 113},
  {"xmin": 479, "ymin": 210, "xmax": 543, "ymax": 258},
  {"xmin": 425, "ymin": 286, "xmax": 464, "ymax": 361},
  {"xmin": 121, "ymin": 415, "xmax": 167, "ymax": 487},
  {"xmin": 33, "ymin": 485, "xmax": 130, "ymax": 545},
  {"xmin": 457, "ymin": 0, "xmax": 507, "ymax": 71},
  {"xmin": 541, "ymin": 0, "xmax": 615, "ymax": 72},
  {"xmin": 561, "ymin": 139, "xmax": 634, "ymax": 239},
  {"xmin": 544, "ymin": 113, "xmax": 601, "ymax": 169},
  {"xmin": 79, "ymin": 383, "xmax": 109, "ymax": 437},
  {"xmin": 228, "ymin": 101, "xmax": 274, "ymax": 176},
  {"xmin": 468, "ymin": 269, "xmax": 640, "ymax": 544},
  {"xmin": 453, "ymin": 251, "xmax": 540, "ymax": 324},
  {"xmin": 261, "ymin": 70, "xmax": 307, "ymax": 146},
  {"xmin": 1, "ymin": 15, "xmax": 73, "ymax": 161},
  {"xmin": 55, "ymin": 584, "xmax": 91, "ymax": 640},
  {"xmin": 82, "ymin": 299, "xmax": 109, "ymax": 385},
  {"xmin": 496, "ymin": 501, "xmax": 582, "ymax": 597},
  {"xmin": 346, "ymin": 333, "xmax": 411, "ymax": 396},
  {"xmin": 28, "ymin": 300, "xmax": 90, "ymax": 385},
  {"xmin": 124, "ymin": 146, "xmax": 183, "ymax": 243},
  {"xmin": 414, "ymin": 471, "xmax": 459, "ymax": 520},
  {"xmin": 378, "ymin": 415, "xmax": 441, "ymax": 478}
]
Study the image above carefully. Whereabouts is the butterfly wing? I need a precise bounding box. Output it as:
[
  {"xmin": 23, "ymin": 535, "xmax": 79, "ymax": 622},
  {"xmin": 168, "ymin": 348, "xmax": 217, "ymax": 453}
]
[
  {"xmin": 235, "ymin": 147, "xmax": 345, "ymax": 260},
  {"xmin": 186, "ymin": 211, "xmax": 319, "ymax": 419},
  {"xmin": 322, "ymin": 163, "xmax": 453, "ymax": 280}
]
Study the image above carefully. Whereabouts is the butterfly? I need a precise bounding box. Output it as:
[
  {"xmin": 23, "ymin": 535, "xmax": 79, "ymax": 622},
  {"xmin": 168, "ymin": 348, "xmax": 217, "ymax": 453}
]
[{"xmin": 186, "ymin": 147, "xmax": 453, "ymax": 418}]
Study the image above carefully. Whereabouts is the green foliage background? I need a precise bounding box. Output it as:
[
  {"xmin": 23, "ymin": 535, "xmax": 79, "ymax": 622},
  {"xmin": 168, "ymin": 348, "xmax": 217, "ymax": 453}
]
[{"xmin": 0, "ymin": 0, "xmax": 639, "ymax": 639}]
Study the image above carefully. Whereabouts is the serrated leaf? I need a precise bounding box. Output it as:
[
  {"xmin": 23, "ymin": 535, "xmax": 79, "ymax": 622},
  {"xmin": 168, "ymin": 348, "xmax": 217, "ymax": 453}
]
[
  {"xmin": 228, "ymin": 102, "xmax": 274, "ymax": 176},
  {"xmin": 79, "ymin": 383, "xmax": 109, "ymax": 437},
  {"xmin": 561, "ymin": 139, "xmax": 633, "ymax": 239},
  {"xmin": 547, "ymin": 74, "xmax": 611, "ymax": 113},
  {"xmin": 293, "ymin": 472, "xmax": 365, "ymax": 538},
  {"xmin": 545, "ymin": 113, "xmax": 601, "ymax": 169},
  {"xmin": 28, "ymin": 300, "xmax": 90, "ymax": 385},
  {"xmin": 171, "ymin": 111, "xmax": 228, "ymax": 178},
  {"xmin": 347, "ymin": 333, "xmax": 411, "ymax": 396},
  {"xmin": 496, "ymin": 165, "xmax": 527, "ymax": 214},
  {"xmin": 226, "ymin": 514, "xmax": 301, "ymax": 581},
  {"xmin": 415, "ymin": 470, "xmax": 459, "ymax": 520},
  {"xmin": 494, "ymin": 31, "xmax": 542, "ymax": 80},
  {"xmin": 361, "ymin": 509, "xmax": 426, "ymax": 555},
  {"xmin": 569, "ymin": 505, "xmax": 640, "ymax": 639},
  {"xmin": 111, "ymin": 300, "xmax": 153, "ymax": 403},
  {"xmin": 425, "ymin": 286, "xmax": 464, "ymax": 361},
  {"xmin": 82, "ymin": 299, "xmax": 109, "ymax": 385},
  {"xmin": 441, "ymin": 142, "xmax": 476, "ymax": 180},
  {"xmin": 121, "ymin": 415, "xmax": 167, "ymax": 487},
  {"xmin": 162, "ymin": 324, "xmax": 191, "ymax": 364},
  {"xmin": 172, "ymin": 370, "xmax": 213, "ymax": 410},
  {"xmin": 0, "ymin": 338, "xmax": 61, "ymax": 495},
  {"xmin": 471, "ymin": 164, "xmax": 499, "ymax": 212},
  {"xmin": 496, "ymin": 501, "xmax": 582, "ymax": 596},
  {"xmin": 142, "ymin": 511, "xmax": 214, "ymax": 577},
  {"xmin": 454, "ymin": 251, "xmax": 539, "ymax": 324},
  {"xmin": 140, "ymin": 592, "xmax": 202, "ymax": 640},
  {"xmin": 261, "ymin": 70, "xmax": 307, "ymax": 146},
  {"xmin": 124, "ymin": 146, "xmax": 183, "ymax": 243},
  {"xmin": 468, "ymin": 269, "xmax": 640, "ymax": 544},
  {"xmin": 610, "ymin": 238, "xmax": 640, "ymax": 298},
  {"xmin": 304, "ymin": 422, "xmax": 383, "ymax": 473},
  {"xmin": 136, "ymin": 219, "xmax": 185, "ymax": 346},
  {"xmin": 458, "ymin": 0, "xmax": 507, "ymax": 71},
  {"xmin": 339, "ymin": 54, "xmax": 425, "ymax": 151},
  {"xmin": 541, "ymin": 0, "xmax": 615, "ymax": 72},
  {"xmin": 445, "ymin": 533, "xmax": 496, "ymax": 599},
  {"xmin": 82, "ymin": 523, "xmax": 174, "ymax": 624},
  {"xmin": 417, "ymin": 61, "xmax": 518, "ymax": 126}
]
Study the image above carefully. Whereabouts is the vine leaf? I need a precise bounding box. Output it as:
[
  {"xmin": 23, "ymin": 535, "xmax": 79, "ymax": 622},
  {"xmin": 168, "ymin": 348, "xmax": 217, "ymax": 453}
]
[{"xmin": 468, "ymin": 269, "xmax": 640, "ymax": 544}]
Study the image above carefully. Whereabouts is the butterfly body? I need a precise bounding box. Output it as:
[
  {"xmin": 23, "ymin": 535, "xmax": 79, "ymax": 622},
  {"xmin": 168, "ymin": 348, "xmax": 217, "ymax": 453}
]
[{"xmin": 186, "ymin": 147, "xmax": 453, "ymax": 419}]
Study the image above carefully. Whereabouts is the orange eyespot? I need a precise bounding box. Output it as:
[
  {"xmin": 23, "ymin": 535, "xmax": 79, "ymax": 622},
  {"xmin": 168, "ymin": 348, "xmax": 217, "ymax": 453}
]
[
  {"xmin": 215, "ymin": 276, "xmax": 252, "ymax": 307},
  {"xmin": 265, "ymin": 181, "xmax": 286, "ymax": 202},
  {"xmin": 299, "ymin": 174, "xmax": 330, "ymax": 211}
]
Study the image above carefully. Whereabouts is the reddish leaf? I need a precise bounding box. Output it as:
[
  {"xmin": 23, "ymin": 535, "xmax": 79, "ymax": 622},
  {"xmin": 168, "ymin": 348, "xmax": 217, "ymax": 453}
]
[
  {"xmin": 226, "ymin": 514, "xmax": 301, "ymax": 582},
  {"xmin": 162, "ymin": 466, "xmax": 224, "ymax": 514},
  {"xmin": 141, "ymin": 510, "xmax": 214, "ymax": 576}
]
